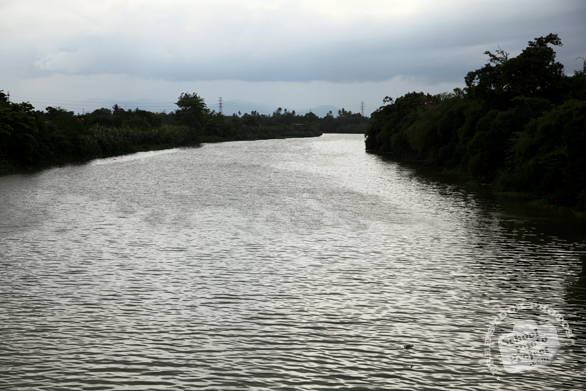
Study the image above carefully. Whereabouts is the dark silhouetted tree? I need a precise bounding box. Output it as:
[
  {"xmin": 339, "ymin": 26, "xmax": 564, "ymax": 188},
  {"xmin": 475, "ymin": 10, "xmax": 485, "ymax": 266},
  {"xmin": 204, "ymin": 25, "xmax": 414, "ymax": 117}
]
[{"xmin": 175, "ymin": 92, "xmax": 208, "ymax": 129}]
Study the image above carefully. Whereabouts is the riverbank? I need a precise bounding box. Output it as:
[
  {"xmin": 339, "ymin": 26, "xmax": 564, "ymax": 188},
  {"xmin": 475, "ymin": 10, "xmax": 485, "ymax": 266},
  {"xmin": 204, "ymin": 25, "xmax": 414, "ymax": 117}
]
[
  {"xmin": 0, "ymin": 90, "xmax": 326, "ymax": 177},
  {"xmin": 0, "ymin": 142, "xmax": 188, "ymax": 176},
  {"xmin": 376, "ymin": 154, "xmax": 586, "ymax": 223},
  {"xmin": 0, "ymin": 130, "xmax": 322, "ymax": 177}
]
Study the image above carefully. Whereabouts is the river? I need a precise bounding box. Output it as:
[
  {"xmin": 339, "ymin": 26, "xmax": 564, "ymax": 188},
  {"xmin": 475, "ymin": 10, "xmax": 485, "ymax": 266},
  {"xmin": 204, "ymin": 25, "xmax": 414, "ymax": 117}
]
[{"xmin": 1, "ymin": 133, "xmax": 585, "ymax": 390}]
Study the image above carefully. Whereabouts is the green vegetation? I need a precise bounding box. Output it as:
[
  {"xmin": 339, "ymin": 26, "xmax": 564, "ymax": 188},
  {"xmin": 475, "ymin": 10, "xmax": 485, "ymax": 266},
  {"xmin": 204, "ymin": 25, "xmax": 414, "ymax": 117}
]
[
  {"xmin": 315, "ymin": 108, "xmax": 370, "ymax": 134},
  {"xmin": 0, "ymin": 94, "xmax": 201, "ymax": 173},
  {"xmin": 2, "ymin": 92, "xmax": 373, "ymax": 173},
  {"xmin": 0, "ymin": 88, "xmax": 372, "ymax": 174},
  {"xmin": 365, "ymin": 34, "xmax": 586, "ymax": 213}
]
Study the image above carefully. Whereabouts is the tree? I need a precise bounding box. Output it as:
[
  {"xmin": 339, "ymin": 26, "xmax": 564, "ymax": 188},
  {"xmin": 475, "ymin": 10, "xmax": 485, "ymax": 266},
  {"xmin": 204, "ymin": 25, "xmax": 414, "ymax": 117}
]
[
  {"xmin": 44, "ymin": 106, "xmax": 84, "ymax": 137},
  {"xmin": 0, "ymin": 91, "xmax": 12, "ymax": 161},
  {"xmin": 465, "ymin": 34, "xmax": 566, "ymax": 109},
  {"xmin": 175, "ymin": 92, "xmax": 208, "ymax": 129},
  {"xmin": 0, "ymin": 94, "xmax": 52, "ymax": 164},
  {"xmin": 304, "ymin": 111, "xmax": 319, "ymax": 122}
]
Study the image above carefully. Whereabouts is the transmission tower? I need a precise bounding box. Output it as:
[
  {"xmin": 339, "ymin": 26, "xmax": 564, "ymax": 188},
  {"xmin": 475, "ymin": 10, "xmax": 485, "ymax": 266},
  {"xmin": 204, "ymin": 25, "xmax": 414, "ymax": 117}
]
[
  {"xmin": 361, "ymin": 101, "xmax": 364, "ymax": 116},
  {"xmin": 219, "ymin": 97, "xmax": 223, "ymax": 114}
]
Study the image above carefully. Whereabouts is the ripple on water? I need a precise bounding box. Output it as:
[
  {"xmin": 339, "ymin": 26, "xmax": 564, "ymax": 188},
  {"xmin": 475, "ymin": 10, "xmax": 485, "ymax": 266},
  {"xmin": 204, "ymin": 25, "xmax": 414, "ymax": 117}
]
[{"xmin": 0, "ymin": 135, "xmax": 585, "ymax": 390}]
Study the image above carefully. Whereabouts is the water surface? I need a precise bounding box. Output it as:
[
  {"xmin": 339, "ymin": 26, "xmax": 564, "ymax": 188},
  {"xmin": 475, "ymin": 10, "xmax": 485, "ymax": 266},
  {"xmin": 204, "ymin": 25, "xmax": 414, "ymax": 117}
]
[{"xmin": 1, "ymin": 134, "xmax": 585, "ymax": 390}]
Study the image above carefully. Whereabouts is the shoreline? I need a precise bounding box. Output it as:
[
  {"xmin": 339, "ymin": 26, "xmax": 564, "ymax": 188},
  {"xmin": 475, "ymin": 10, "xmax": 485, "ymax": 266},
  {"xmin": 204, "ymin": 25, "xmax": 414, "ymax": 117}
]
[
  {"xmin": 372, "ymin": 152, "xmax": 586, "ymax": 222},
  {"xmin": 0, "ymin": 132, "xmax": 322, "ymax": 177}
]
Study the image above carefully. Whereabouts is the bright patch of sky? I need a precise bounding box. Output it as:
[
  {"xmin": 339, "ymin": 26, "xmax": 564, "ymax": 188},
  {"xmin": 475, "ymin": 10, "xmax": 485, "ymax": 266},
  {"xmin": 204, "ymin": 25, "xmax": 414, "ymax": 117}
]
[{"xmin": 1, "ymin": 0, "xmax": 584, "ymax": 115}]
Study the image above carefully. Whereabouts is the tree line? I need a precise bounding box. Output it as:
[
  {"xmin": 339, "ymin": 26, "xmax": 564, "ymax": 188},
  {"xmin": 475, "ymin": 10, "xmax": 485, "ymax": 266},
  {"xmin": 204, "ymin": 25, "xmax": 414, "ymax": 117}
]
[
  {"xmin": 365, "ymin": 34, "xmax": 586, "ymax": 213},
  {"xmin": 0, "ymin": 91, "xmax": 368, "ymax": 172}
]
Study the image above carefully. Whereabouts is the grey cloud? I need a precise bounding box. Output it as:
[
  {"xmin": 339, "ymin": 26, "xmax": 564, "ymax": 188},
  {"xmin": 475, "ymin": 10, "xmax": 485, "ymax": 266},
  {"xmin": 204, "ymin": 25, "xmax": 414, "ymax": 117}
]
[{"xmin": 15, "ymin": 1, "xmax": 586, "ymax": 85}]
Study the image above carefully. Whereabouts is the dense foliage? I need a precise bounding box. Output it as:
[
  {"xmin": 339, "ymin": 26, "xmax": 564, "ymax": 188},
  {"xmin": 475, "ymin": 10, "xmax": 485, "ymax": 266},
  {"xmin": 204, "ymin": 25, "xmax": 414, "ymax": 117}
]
[
  {"xmin": 0, "ymin": 92, "xmax": 368, "ymax": 172},
  {"xmin": 365, "ymin": 34, "xmax": 586, "ymax": 212},
  {"xmin": 0, "ymin": 93, "xmax": 200, "ymax": 169}
]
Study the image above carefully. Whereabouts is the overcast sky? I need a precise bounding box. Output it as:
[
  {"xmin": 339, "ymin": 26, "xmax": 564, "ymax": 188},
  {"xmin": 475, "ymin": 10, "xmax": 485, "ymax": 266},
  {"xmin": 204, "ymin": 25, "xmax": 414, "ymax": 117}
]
[{"xmin": 1, "ymin": 0, "xmax": 585, "ymax": 115}]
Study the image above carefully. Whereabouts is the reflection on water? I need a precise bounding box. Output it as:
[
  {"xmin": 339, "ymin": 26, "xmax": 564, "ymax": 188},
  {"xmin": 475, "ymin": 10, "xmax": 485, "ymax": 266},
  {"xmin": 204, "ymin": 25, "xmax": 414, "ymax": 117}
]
[{"xmin": 0, "ymin": 134, "xmax": 585, "ymax": 390}]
